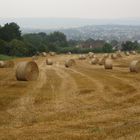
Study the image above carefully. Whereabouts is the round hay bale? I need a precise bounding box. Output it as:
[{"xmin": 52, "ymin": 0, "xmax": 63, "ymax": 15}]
[
  {"xmin": 118, "ymin": 50, "xmax": 121, "ymax": 53},
  {"xmin": 46, "ymin": 59, "xmax": 53, "ymax": 65},
  {"xmin": 130, "ymin": 60, "xmax": 140, "ymax": 73},
  {"xmin": 65, "ymin": 59, "xmax": 76, "ymax": 67},
  {"xmin": 91, "ymin": 58, "xmax": 99, "ymax": 65},
  {"xmin": 103, "ymin": 53, "xmax": 109, "ymax": 58},
  {"xmin": 93, "ymin": 54, "xmax": 97, "ymax": 58},
  {"xmin": 5, "ymin": 61, "xmax": 15, "ymax": 68},
  {"xmin": 68, "ymin": 52, "xmax": 72, "ymax": 55},
  {"xmin": 125, "ymin": 51, "xmax": 130, "ymax": 56},
  {"xmin": 89, "ymin": 52, "xmax": 93, "ymax": 55},
  {"xmin": 116, "ymin": 52, "xmax": 122, "ymax": 58},
  {"xmin": 32, "ymin": 55, "xmax": 38, "ymax": 61},
  {"xmin": 0, "ymin": 61, "xmax": 5, "ymax": 68},
  {"xmin": 104, "ymin": 59, "xmax": 113, "ymax": 69},
  {"xmin": 79, "ymin": 54, "xmax": 86, "ymax": 60},
  {"xmin": 131, "ymin": 51, "xmax": 136, "ymax": 55},
  {"xmin": 88, "ymin": 52, "xmax": 94, "ymax": 58},
  {"xmin": 98, "ymin": 58, "xmax": 106, "ymax": 65},
  {"xmin": 49, "ymin": 52, "xmax": 56, "ymax": 56},
  {"xmin": 0, "ymin": 60, "xmax": 14, "ymax": 68},
  {"xmin": 16, "ymin": 61, "xmax": 39, "ymax": 81},
  {"xmin": 42, "ymin": 52, "xmax": 47, "ymax": 57},
  {"xmin": 111, "ymin": 54, "xmax": 117, "ymax": 59}
]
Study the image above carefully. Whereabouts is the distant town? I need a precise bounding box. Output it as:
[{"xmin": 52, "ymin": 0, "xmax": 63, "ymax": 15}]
[{"xmin": 23, "ymin": 25, "xmax": 140, "ymax": 42}]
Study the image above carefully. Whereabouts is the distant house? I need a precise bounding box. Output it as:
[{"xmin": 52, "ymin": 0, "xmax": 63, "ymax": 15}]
[
  {"xmin": 113, "ymin": 43, "xmax": 122, "ymax": 50},
  {"xmin": 78, "ymin": 39, "xmax": 105, "ymax": 49}
]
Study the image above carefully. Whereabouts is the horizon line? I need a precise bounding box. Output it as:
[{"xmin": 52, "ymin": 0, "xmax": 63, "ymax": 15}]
[{"xmin": 1, "ymin": 17, "xmax": 140, "ymax": 20}]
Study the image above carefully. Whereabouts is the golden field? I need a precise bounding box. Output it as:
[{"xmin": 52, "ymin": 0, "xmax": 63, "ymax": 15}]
[{"xmin": 0, "ymin": 53, "xmax": 140, "ymax": 140}]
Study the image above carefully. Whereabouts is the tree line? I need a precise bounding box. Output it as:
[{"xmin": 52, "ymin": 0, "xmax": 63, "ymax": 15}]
[
  {"xmin": 0, "ymin": 23, "xmax": 70, "ymax": 56},
  {"xmin": 0, "ymin": 22, "xmax": 140, "ymax": 57}
]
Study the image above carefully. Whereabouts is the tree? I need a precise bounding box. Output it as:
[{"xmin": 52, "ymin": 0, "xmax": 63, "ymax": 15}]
[
  {"xmin": 47, "ymin": 31, "xmax": 68, "ymax": 48},
  {"xmin": 68, "ymin": 39, "xmax": 79, "ymax": 47},
  {"xmin": 47, "ymin": 43, "xmax": 58, "ymax": 52},
  {"xmin": 24, "ymin": 42, "xmax": 37, "ymax": 56},
  {"xmin": 110, "ymin": 40, "xmax": 118, "ymax": 46},
  {"xmin": 9, "ymin": 39, "xmax": 28, "ymax": 56},
  {"xmin": 102, "ymin": 43, "xmax": 113, "ymax": 53},
  {"xmin": 48, "ymin": 32, "xmax": 66, "ymax": 42},
  {"xmin": 122, "ymin": 41, "xmax": 139, "ymax": 51},
  {"xmin": 23, "ymin": 33, "xmax": 48, "ymax": 52},
  {"xmin": 0, "ymin": 22, "xmax": 22, "ymax": 42},
  {"xmin": 0, "ymin": 39, "xmax": 10, "ymax": 54}
]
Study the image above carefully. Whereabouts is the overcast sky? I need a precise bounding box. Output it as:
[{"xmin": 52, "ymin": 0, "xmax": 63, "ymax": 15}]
[{"xmin": 0, "ymin": 0, "xmax": 140, "ymax": 19}]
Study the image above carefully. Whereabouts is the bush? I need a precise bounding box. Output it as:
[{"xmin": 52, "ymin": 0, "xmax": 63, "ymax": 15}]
[
  {"xmin": 0, "ymin": 39, "xmax": 10, "ymax": 55},
  {"xmin": 56, "ymin": 46, "xmax": 105, "ymax": 54},
  {"xmin": 0, "ymin": 54, "xmax": 15, "ymax": 60},
  {"xmin": 9, "ymin": 39, "xmax": 28, "ymax": 56},
  {"xmin": 102, "ymin": 43, "xmax": 113, "ymax": 53},
  {"xmin": 122, "ymin": 41, "xmax": 140, "ymax": 51}
]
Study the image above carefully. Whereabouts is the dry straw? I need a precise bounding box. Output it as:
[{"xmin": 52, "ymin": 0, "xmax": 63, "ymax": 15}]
[
  {"xmin": 116, "ymin": 52, "xmax": 122, "ymax": 58},
  {"xmin": 103, "ymin": 53, "xmax": 109, "ymax": 58},
  {"xmin": 125, "ymin": 51, "xmax": 130, "ymax": 56},
  {"xmin": 131, "ymin": 51, "xmax": 136, "ymax": 55},
  {"xmin": 16, "ymin": 61, "xmax": 39, "ymax": 81},
  {"xmin": 42, "ymin": 52, "xmax": 47, "ymax": 57},
  {"xmin": 49, "ymin": 52, "xmax": 56, "ymax": 56},
  {"xmin": 91, "ymin": 58, "xmax": 99, "ymax": 65},
  {"xmin": 65, "ymin": 59, "xmax": 76, "ymax": 67},
  {"xmin": 104, "ymin": 59, "xmax": 113, "ymax": 69},
  {"xmin": 79, "ymin": 54, "xmax": 86, "ymax": 60},
  {"xmin": 0, "ymin": 61, "xmax": 5, "ymax": 68},
  {"xmin": 98, "ymin": 57, "xmax": 106, "ymax": 65},
  {"xmin": 111, "ymin": 54, "xmax": 117, "ymax": 59},
  {"xmin": 68, "ymin": 52, "xmax": 72, "ymax": 55},
  {"xmin": 93, "ymin": 54, "xmax": 97, "ymax": 58},
  {"xmin": 0, "ymin": 60, "xmax": 14, "ymax": 68},
  {"xmin": 5, "ymin": 61, "xmax": 15, "ymax": 68},
  {"xmin": 32, "ymin": 55, "xmax": 39, "ymax": 61},
  {"xmin": 130, "ymin": 60, "xmax": 140, "ymax": 73},
  {"xmin": 46, "ymin": 59, "xmax": 53, "ymax": 65},
  {"xmin": 88, "ymin": 52, "xmax": 94, "ymax": 58}
]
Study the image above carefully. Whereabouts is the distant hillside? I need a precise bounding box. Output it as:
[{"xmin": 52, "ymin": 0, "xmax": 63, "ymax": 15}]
[
  {"xmin": 1, "ymin": 17, "xmax": 139, "ymax": 41},
  {"xmin": 23, "ymin": 25, "xmax": 140, "ymax": 41},
  {"xmin": 1, "ymin": 17, "xmax": 140, "ymax": 29}
]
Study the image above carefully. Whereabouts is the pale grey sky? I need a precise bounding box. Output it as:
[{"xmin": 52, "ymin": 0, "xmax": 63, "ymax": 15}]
[{"xmin": 0, "ymin": 0, "xmax": 140, "ymax": 19}]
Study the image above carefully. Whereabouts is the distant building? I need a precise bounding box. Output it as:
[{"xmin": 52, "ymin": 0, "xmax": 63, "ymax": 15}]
[{"xmin": 79, "ymin": 40, "xmax": 105, "ymax": 49}]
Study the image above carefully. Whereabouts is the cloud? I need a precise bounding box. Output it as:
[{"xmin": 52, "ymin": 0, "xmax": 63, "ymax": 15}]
[{"xmin": 0, "ymin": 0, "xmax": 140, "ymax": 18}]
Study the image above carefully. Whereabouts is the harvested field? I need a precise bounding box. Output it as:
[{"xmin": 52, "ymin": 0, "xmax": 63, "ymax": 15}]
[{"xmin": 0, "ymin": 53, "xmax": 140, "ymax": 139}]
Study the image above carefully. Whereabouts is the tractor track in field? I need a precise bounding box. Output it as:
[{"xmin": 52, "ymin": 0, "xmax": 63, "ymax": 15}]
[{"xmin": 0, "ymin": 54, "xmax": 140, "ymax": 139}]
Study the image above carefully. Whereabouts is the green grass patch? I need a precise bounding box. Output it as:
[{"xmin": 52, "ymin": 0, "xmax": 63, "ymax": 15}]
[{"xmin": 0, "ymin": 54, "xmax": 16, "ymax": 60}]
